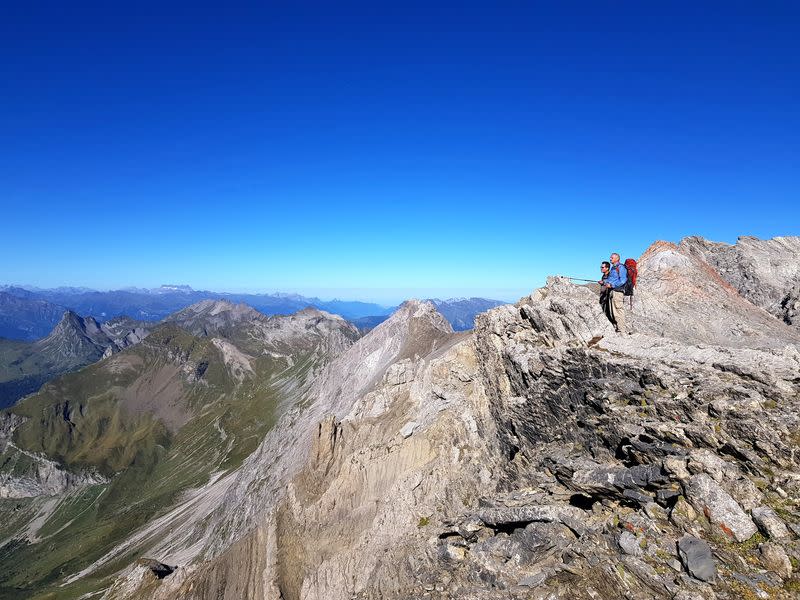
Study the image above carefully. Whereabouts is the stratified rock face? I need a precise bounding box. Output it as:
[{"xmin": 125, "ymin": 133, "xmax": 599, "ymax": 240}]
[
  {"xmin": 39, "ymin": 237, "xmax": 800, "ymax": 599},
  {"xmin": 680, "ymin": 235, "xmax": 800, "ymax": 326}
]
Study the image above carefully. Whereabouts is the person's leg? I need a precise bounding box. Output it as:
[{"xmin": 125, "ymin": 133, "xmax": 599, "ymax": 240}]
[
  {"xmin": 612, "ymin": 291, "xmax": 626, "ymax": 333},
  {"xmin": 602, "ymin": 290, "xmax": 616, "ymax": 326}
]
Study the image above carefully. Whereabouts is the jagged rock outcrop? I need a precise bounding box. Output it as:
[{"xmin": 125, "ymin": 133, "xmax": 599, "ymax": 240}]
[{"xmin": 680, "ymin": 235, "xmax": 800, "ymax": 326}]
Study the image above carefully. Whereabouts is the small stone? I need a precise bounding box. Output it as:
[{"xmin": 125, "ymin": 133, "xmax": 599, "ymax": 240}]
[
  {"xmin": 656, "ymin": 488, "xmax": 682, "ymax": 506},
  {"xmin": 518, "ymin": 571, "xmax": 546, "ymax": 587},
  {"xmin": 678, "ymin": 535, "xmax": 716, "ymax": 583},
  {"xmin": 664, "ymin": 457, "xmax": 690, "ymax": 482},
  {"xmin": 751, "ymin": 506, "xmax": 791, "ymax": 540},
  {"xmin": 618, "ymin": 531, "xmax": 643, "ymax": 556},
  {"xmin": 644, "ymin": 502, "xmax": 667, "ymax": 520},
  {"xmin": 759, "ymin": 542, "xmax": 792, "ymax": 579},
  {"xmin": 726, "ymin": 477, "xmax": 764, "ymax": 511},
  {"xmin": 400, "ymin": 421, "xmax": 417, "ymax": 438},
  {"xmin": 670, "ymin": 496, "xmax": 697, "ymax": 530},
  {"xmin": 443, "ymin": 544, "xmax": 466, "ymax": 561}
]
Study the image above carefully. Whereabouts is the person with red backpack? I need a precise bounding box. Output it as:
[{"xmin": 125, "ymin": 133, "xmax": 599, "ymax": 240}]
[{"xmin": 603, "ymin": 252, "xmax": 628, "ymax": 334}]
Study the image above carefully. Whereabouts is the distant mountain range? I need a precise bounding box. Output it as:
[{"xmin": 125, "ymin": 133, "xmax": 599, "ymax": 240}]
[
  {"xmin": 0, "ymin": 290, "xmax": 506, "ymax": 408},
  {"xmin": 0, "ymin": 285, "xmax": 392, "ymax": 339},
  {"xmin": 0, "ymin": 285, "xmax": 506, "ymax": 340},
  {"xmin": 0, "ymin": 291, "xmax": 66, "ymax": 340}
]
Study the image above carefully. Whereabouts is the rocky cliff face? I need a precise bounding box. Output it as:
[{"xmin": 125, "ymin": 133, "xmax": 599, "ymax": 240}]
[
  {"xmin": 102, "ymin": 236, "xmax": 800, "ymax": 600},
  {"xmin": 679, "ymin": 235, "xmax": 800, "ymax": 326}
]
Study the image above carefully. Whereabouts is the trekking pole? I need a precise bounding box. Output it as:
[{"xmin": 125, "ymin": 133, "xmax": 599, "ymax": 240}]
[{"xmin": 564, "ymin": 277, "xmax": 597, "ymax": 283}]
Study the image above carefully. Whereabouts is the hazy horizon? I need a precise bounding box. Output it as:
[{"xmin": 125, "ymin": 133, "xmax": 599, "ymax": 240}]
[{"xmin": 1, "ymin": 280, "xmax": 533, "ymax": 306}]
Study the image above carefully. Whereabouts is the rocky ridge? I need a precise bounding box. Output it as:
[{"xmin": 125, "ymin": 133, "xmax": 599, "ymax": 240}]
[{"xmin": 96, "ymin": 235, "xmax": 800, "ymax": 600}]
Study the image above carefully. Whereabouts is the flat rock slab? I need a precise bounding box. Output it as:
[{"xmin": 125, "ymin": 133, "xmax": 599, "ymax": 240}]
[
  {"xmin": 678, "ymin": 536, "xmax": 716, "ymax": 582},
  {"xmin": 475, "ymin": 505, "xmax": 584, "ymax": 527}
]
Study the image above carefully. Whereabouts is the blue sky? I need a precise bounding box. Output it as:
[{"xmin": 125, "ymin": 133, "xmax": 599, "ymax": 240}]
[{"xmin": 2, "ymin": 2, "xmax": 798, "ymax": 304}]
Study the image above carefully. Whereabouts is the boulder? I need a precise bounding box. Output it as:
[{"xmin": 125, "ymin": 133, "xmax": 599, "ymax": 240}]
[
  {"xmin": 759, "ymin": 542, "xmax": 792, "ymax": 579},
  {"xmin": 677, "ymin": 536, "xmax": 716, "ymax": 583},
  {"xmin": 751, "ymin": 506, "xmax": 791, "ymax": 540},
  {"xmin": 684, "ymin": 474, "xmax": 758, "ymax": 542}
]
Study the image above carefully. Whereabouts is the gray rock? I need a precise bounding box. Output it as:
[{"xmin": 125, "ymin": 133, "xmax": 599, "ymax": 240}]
[
  {"xmin": 475, "ymin": 505, "xmax": 582, "ymax": 528},
  {"xmin": 399, "ymin": 421, "xmax": 417, "ymax": 438},
  {"xmin": 678, "ymin": 535, "xmax": 716, "ymax": 582},
  {"xmin": 684, "ymin": 473, "xmax": 758, "ymax": 542},
  {"xmin": 751, "ymin": 506, "xmax": 791, "ymax": 540},
  {"xmin": 517, "ymin": 571, "xmax": 546, "ymax": 587},
  {"xmin": 618, "ymin": 531, "xmax": 643, "ymax": 556},
  {"xmin": 759, "ymin": 542, "xmax": 792, "ymax": 578}
]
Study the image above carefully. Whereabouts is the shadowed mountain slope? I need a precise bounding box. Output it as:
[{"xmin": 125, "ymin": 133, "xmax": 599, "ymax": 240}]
[{"xmin": 0, "ymin": 292, "xmax": 66, "ymax": 341}]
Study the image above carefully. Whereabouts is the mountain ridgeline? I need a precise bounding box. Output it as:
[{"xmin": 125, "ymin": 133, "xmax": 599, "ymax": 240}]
[
  {"xmin": 0, "ymin": 286, "xmax": 504, "ymax": 340},
  {"xmin": 0, "ymin": 286, "xmax": 395, "ymax": 336},
  {"xmin": 0, "ymin": 312, "xmax": 151, "ymax": 409},
  {"xmin": 0, "ymin": 235, "xmax": 799, "ymax": 600},
  {"xmin": 0, "ymin": 295, "xmax": 501, "ymax": 408}
]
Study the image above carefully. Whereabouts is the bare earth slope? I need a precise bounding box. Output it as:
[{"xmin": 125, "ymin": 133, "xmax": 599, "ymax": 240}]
[{"xmin": 99, "ymin": 236, "xmax": 800, "ymax": 600}]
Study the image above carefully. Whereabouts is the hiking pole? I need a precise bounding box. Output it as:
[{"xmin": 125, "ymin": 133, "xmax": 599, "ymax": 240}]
[{"xmin": 564, "ymin": 277, "xmax": 597, "ymax": 283}]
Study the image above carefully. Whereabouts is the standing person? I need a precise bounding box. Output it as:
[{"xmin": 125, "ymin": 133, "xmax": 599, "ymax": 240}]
[
  {"xmin": 598, "ymin": 261, "xmax": 616, "ymax": 327},
  {"xmin": 604, "ymin": 253, "xmax": 628, "ymax": 334}
]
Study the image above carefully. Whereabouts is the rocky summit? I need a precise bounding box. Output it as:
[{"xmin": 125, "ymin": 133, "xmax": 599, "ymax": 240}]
[
  {"xmin": 0, "ymin": 311, "xmax": 151, "ymax": 409},
  {"xmin": 1, "ymin": 235, "xmax": 800, "ymax": 600}
]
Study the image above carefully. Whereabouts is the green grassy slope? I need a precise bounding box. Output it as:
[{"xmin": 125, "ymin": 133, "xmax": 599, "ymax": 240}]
[{"xmin": 0, "ymin": 319, "xmax": 336, "ymax": 600}]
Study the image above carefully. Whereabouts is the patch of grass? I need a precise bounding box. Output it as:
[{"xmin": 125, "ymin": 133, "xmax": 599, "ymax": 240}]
[
  {"xmin": 418, "ymin": 516, "xmax": 430, "ymax": 528},
  {"xmin": 735, "ymin": 532, "xmax": 767, "ymax": 552}
]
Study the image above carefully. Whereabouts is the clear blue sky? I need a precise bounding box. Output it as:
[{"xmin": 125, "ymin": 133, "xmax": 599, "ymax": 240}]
[{"xmin": 2, "ymin": 2, "xmax": 798, "ymax": 304}]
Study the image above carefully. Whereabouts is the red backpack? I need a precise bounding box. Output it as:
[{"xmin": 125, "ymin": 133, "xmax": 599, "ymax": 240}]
[{"xmin": 623, "ymin": 258, "xmax": 638, "ymax": 296}]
